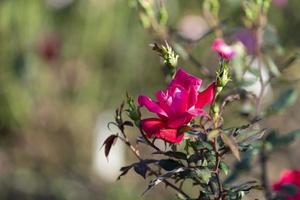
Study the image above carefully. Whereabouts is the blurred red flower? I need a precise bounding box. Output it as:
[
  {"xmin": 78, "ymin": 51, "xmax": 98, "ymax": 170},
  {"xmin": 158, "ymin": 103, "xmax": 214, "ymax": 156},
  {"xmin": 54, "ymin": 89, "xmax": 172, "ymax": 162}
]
[{"xmin": 273, "ymin": 169, "xmax": 300, "ymax": 200}]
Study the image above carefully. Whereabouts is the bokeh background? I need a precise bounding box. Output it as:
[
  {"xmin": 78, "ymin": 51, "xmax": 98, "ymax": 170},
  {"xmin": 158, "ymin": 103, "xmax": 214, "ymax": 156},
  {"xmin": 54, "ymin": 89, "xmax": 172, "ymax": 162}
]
[{"xmin": 0, "ymin": 0, "xmax": 300, "ymax": 199}]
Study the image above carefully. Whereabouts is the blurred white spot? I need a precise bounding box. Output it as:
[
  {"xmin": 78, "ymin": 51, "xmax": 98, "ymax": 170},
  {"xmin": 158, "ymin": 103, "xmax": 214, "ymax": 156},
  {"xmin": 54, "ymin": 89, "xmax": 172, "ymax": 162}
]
[
  {"xmin": 177, "ymin": 15, "xmax": 209, "ymax": 42},
  {"xmin": 243, "ymin": 57, "xmax": 273, "ymax": 105},
  {"xmin": 93, "ymin": 111, "xmax": 125, "ymax": 182}
]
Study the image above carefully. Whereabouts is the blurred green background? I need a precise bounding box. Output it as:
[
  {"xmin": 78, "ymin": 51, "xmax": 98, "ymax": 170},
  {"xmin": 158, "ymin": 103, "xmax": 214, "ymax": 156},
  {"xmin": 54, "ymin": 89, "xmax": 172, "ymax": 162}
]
[{"xmin": 0, "ymin": 0, "xmax": 300, "ymax": 199}]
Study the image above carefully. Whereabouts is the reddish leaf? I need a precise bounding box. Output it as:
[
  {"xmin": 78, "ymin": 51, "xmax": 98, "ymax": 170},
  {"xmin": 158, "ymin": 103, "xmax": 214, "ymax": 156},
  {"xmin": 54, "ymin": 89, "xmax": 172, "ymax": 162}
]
[{"xmin": 102, "ymin": 134, "xmax": 118, "ymax": 158}]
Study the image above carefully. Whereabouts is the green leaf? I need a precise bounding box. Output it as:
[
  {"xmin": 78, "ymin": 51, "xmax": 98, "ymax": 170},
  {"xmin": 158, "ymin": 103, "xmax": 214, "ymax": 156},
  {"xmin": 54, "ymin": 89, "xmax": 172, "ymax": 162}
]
[
  {"xmin": 268, "ymin": 88, "xmax": 298, "ymax": 114},
  {"xmin": 195, "ymin": 141, "xmax": 213, "ymax": 150},
  {"xmin": 159, "ymin": 159, "xmax": 183, "ymax": 171},
  {"xmin": 266, "ymin": 56, "xmax": 281, "ymax": 77},
  {"xmin": 134, "ymin": 161, "xmax": 148, "ymax": 179},
  {"xmin": 158, "ymin": 5, "xmax": 168, "ymax": 25},
  {"xmin": 266, "ymin": 130, "xmax": 300, "ymax": 149},
  {"xmin": 237, "ymin": 129, "xmax": 266, "ymax": 146},
  {"xmin": 229, "ymin": 180, "xmax": 262, "ymax": 193},
  {"xmin": 194, "ymin": 168, "xmax": 212, "ymax": 184},
  {"xmin": 220, "ymin": 161, "xmax": 230, "ymax": 176},
  {"xmin": 207, "ymin": 129, "xmax": 220, "ymax": 141}
]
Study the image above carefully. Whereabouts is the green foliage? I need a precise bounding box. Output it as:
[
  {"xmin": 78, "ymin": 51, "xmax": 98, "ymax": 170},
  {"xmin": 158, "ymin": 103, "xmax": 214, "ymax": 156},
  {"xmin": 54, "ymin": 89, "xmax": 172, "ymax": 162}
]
[{"xmin": 267, "ymin": 88, "xmax": 298, "ymax": 114}]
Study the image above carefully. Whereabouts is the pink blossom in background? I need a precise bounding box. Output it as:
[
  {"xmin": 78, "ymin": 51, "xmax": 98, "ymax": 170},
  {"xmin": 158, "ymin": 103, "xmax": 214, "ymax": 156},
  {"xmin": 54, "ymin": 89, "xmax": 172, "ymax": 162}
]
[
  {"xmin": 272, "ymin": 0, "xmax": 288, "ymax": 7},
  {"xmin": 273, "ymin": 169, "xmax": 300, "ymax": 200},
  {"xmin": 212, "ymin": 38, "xmax": 235, "ymax": 60},
  {"xmin": 138, "ymin": 68, "xmax": 215, "ymax": 143},
  {"xmin": 234, "ymin": 28, "xmax": 257, "ymax": 55}
]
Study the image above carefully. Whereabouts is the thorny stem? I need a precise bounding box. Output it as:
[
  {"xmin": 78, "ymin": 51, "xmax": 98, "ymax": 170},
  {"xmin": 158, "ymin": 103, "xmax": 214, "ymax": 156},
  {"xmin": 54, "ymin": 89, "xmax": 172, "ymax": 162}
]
[
  {"xmin": 118, "ymin": 133, "xmax": 192, "ymax": 199},
  {"xmin": 210, "ymin": 90, "xmax": 223, "ymax": 199},
  {"xmin": 212, "ymin": 138, "xmax": 223, "ymax": 200}
]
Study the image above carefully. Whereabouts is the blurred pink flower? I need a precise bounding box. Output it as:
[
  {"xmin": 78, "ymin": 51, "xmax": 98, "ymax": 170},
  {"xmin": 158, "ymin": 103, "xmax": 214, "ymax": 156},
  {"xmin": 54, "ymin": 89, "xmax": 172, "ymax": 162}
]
[
  {"xmin": 212, "ymin": 38, "xmax": 235, "ymax": 60},
  {"xmin": 272, "ymin": 0, "xmax": 288, "ymax": 7},
  {"xmin": 177, "ymin": 15, "xmax": 209, "ymax": 42},
  {"xmin": 138, "ymin": 68, "xmax": 215, "ymax": 143},
  {"xmin": 273, "ymin": 169, "xmax": 300, "ymax": 200}
]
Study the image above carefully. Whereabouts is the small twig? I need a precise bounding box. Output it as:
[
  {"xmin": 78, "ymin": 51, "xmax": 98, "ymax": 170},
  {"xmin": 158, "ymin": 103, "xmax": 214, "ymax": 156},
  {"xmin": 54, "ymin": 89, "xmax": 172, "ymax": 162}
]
[
  {"xmin": 260, "ymin": 141, "xmax": 272, "ymax": 200},
  {"xmin": 219, "ymin": 94, "xmax": 240, "ymax": 116}
]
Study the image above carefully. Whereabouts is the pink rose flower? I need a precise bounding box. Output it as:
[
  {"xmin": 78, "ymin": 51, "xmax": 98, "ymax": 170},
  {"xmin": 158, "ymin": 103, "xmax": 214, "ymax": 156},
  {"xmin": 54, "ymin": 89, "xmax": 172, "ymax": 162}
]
[
  {"xmin": 273, "ymin": 169, "xmax": 300, "ymax": 200},
  {"xmin": 138, "ymin": 68, "xmax": 215, "ymax": 143},
  {"xmin": 212, "ymin": 38, "xmax": 235, "ymax": 60}
]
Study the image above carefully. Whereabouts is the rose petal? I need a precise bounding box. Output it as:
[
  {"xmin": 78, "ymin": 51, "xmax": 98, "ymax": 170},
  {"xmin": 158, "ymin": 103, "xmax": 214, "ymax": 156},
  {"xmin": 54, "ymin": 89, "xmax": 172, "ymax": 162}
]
[
  {"xmin": 188, "ymin": 108, "xmax": 209, "ymax": 118},
  {"xmin": 140, "ymin": 118, "xmax": 165, "ymax": 138},
  {"xmin": 158, "ymin": 129, "xmax": 184, "ymax": 143},
  {"xmin": 156, "ymin": 90, "xmax": 172, "ymax": 115},
  {"xmin": 170, "ymin": 86, "xmax": 189, "ymax": 115},
  {"xmin": 138, "ymin": 95, "xmax": 168, "ymax": 117},
  {"xmin": 167, "ymin": 112, "xmax": 194, "ymax": 129},
  {"xmin": 196, "ymin": 82, "xmax": 215, "ymax": 109},
  {"xmin": 170, "ymin": 68, "xmax": 202, "ymax": 91}
]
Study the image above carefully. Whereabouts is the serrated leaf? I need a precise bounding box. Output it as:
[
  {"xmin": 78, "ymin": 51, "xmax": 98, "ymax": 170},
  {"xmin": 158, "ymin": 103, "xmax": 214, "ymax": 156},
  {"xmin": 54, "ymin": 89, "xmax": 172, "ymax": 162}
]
[
  {"xmin": 268, "ymin": 88, "xmax": 298, "ymax": 114},
  {"xmin": 229, "ymin": 180, "xmax": 262, "ymax": 193},
  {"xmin": 159, "ymin": 159, "xmax": 183, "ymax": 171},
  {"xmin": 102, "ymin": 135, "xmax": 118, "ymax": 158},
  {"xmin": 194, "ymin": 168, "xmax": 212, "ymax": 184},
  {"xmin": 221, "ymin": 132, "xmax": 240, "ymax": 161},
  {"xmin": 188, "ymin": 153, "xmax": 203, "ymax": 164},
  {"xmin": 195, "ymin": 141, "xmax": 213, "ymax": 150},
  {"xmin": 220, "ymin": 161, "xmax": 230, "ymax": 176},
  {"xmin": 237, "ymin": 129, "xmax": 266, "ymax": 145},
  {"xmin": 207, "ymin": 129, "xmax": 220, "ymax": 140}
]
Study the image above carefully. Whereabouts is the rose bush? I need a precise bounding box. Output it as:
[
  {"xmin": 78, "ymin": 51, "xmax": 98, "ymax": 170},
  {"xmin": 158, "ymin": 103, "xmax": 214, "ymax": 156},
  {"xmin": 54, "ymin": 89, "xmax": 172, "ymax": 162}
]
[{"xmin": 102, "ymin": 1, "xmax": 300, "ymax": 199}]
